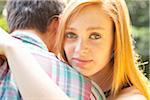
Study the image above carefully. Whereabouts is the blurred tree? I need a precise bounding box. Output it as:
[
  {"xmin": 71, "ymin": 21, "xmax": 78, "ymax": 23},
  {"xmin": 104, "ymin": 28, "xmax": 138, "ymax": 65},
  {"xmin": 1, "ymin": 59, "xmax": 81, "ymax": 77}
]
[
  {"xmin": 0, "ymin": 1, "xmax": 6, "ymax": 14},
  {"xmin": 0, "ymin": 0, "xmax": 7, "ymax": 31},
  {"xmin": 126, "ymin": 0, "xmax": 149, "ymax": 27},
  {"xmin": 126, "ymin": 0, "xmax": 149, "ymax": 78}
]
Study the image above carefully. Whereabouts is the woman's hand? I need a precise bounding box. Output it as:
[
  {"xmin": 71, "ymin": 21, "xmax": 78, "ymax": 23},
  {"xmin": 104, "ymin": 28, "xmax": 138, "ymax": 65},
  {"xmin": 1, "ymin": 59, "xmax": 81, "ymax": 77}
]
[
  {"xmin": 0, "ymin": 27, "xmax": 9, "ymax": 55},
  {"xmin": 0, "ymin": 27, "xmax": 21, "ymax": 55},
  {"xmin": 0, "ymin": 27, "xmax": 14, "ymax": 55}
]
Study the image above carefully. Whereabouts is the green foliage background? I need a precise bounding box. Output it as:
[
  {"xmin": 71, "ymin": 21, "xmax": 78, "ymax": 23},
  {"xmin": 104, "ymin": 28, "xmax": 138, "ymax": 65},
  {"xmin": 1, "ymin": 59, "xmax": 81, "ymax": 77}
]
[
  {"xmin": 0, "ymin": 0, "xmax": 149, "ymax": 78},
  {"xmin": 0, "ymin": 16, "xmax": 8, "ymax": 31},
  {"xmin": 126, "ymin": 0, "xmax": 149, "ymax": 78}
]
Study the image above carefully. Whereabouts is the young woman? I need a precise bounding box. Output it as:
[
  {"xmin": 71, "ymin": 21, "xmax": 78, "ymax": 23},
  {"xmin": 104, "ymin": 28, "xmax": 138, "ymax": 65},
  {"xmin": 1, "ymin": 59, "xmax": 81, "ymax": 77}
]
[
  {"xmin": 55, "ymin": 0, "xmax": 150, "ymax": 99},
  {"xmin": 0, "ymin": 0, "xmax": 103, "ymax": 100}
]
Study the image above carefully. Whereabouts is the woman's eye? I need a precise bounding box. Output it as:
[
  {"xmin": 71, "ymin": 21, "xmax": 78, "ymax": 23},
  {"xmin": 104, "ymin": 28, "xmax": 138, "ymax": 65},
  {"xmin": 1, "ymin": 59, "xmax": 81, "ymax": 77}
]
[
  {"xmin": 65, "ymin": 32, "xmax": 78, "ymax": 39},
  {"xmin": 89, "ymin": 33, "xmax": 101, "ymax": 40}
]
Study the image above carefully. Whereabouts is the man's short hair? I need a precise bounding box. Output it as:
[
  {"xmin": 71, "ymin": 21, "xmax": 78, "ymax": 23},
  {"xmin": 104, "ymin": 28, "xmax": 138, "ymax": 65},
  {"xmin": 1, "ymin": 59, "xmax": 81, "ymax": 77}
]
[{"xmin": 6, "ymin": 0, "xmax": 65, "ymax": 33}]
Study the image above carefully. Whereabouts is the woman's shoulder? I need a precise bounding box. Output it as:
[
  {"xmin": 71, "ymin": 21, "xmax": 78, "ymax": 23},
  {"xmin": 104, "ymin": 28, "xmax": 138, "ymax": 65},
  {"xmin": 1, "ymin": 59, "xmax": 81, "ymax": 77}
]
[{"xmin": 115, "ymin": 86, "xmax": 146, "ymax": 100}]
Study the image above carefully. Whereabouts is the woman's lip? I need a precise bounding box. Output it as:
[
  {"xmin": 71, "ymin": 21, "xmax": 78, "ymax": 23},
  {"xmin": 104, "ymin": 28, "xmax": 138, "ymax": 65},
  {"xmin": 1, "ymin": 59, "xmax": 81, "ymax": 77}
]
[
  {"xmin": 72, "ymin": 58, "xmax": 92, "ymax": 62},
  {"xmin": 72, "ymin": 58, "xmax": 92, "ymax": 67}
]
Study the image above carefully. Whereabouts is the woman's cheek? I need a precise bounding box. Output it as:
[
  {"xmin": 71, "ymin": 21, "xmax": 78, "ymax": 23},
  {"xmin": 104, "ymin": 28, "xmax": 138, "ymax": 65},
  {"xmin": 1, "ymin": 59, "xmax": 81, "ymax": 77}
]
[{"xmin": 64, "ymin": 44, "xmax": 74, "ymax": 58}]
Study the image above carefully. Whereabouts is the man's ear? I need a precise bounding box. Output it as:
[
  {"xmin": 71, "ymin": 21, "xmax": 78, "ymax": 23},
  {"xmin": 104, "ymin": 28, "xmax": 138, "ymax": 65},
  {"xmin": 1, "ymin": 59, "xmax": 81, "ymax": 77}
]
[
  {"xmin": 46, "ymin": 17, "xmax": 59, "ymax": 52},
  {"xmin": 47, "ymin": 17, "xmax": 59, "ymax": 34}
]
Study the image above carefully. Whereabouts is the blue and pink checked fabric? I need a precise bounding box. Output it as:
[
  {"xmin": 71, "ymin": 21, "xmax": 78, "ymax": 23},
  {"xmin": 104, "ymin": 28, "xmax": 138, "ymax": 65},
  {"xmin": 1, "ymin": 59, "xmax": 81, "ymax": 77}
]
[{"xmin": 0, "ymin": 58, "xmax": 21, "ymax": 100}]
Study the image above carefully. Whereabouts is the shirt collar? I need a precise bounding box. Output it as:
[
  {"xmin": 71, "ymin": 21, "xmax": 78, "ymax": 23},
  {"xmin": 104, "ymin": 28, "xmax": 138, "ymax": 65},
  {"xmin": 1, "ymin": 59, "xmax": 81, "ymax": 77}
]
[{"xmin": 11, "ymin": 31, "xmax": 49, "ymax": 51}]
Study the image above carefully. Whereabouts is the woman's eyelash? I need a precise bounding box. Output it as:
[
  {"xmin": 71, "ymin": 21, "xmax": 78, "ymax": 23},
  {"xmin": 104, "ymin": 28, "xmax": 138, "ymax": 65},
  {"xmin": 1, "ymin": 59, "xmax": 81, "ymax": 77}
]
[
  {"xmin": 65, "ymin": 32, "xmax": 78, "ymax": 38},
  {"xmin": 89, "ymin": 32, "xmax": 101, "ymax": 40}
]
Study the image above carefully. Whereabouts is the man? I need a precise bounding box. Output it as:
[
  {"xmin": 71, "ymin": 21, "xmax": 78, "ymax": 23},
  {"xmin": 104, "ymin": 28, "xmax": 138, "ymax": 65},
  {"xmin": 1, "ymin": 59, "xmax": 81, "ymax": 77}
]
[{"xmin": 0, "ymin": 0, "xmax": 103, "ymax": 99}]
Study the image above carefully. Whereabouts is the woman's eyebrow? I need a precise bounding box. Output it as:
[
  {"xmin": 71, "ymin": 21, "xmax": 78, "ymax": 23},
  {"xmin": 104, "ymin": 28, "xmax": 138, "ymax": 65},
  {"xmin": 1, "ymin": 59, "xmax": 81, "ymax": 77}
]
[
  {"xmin": 87, "ymin": 27, "xmax": 104, "ymax": 31},
  {"xmin": 66, "ymin": 27, "xmax": 76, "ymax": 31}
]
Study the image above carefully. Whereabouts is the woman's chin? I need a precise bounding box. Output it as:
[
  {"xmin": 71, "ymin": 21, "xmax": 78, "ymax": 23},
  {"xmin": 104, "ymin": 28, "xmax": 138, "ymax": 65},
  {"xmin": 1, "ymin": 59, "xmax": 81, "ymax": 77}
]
[
  {"xmin": 72, "ymin": 65, "xmax": 95, "ymax": 77},
  {"xmin": 80, "ymin": 70, "xmax": 95, "ymax": 77}
]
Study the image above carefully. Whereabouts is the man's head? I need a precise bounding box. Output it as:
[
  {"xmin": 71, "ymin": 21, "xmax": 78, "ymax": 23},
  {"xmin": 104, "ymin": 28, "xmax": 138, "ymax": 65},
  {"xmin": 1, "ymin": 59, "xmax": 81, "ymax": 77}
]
[{"xmin": 6, "ymin": 0, "xmax": 65, "ymax": 51}]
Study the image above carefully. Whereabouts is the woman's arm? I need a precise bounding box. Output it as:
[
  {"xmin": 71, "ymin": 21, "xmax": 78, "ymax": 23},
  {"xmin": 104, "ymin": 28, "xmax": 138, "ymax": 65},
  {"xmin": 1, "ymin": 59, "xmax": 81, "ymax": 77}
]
[{"xmin": 0, "ymin": 28, "xmax": 69, "ymax": 100}]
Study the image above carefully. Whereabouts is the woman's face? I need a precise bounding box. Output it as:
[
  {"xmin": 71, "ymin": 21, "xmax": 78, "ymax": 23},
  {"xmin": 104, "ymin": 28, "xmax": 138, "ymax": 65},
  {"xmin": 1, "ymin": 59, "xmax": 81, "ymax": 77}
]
[{"xmin": 64, "ymin": 4, "xmax": 114, "ymax": 76}]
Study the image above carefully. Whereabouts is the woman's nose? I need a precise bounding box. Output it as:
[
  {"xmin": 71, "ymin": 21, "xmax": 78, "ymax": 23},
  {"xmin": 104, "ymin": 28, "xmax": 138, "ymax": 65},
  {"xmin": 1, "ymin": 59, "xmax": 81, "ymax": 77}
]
[{"xmin": 74, "ymin": 39, "xmax": 89, "ymax": 56}]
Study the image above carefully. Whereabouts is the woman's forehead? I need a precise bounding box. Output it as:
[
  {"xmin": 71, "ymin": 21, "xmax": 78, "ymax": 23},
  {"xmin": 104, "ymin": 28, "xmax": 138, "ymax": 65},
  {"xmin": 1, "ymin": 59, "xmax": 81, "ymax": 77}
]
[{"xmin": 66, "ymin": 4, "xmax": 112, "ymax": 27}]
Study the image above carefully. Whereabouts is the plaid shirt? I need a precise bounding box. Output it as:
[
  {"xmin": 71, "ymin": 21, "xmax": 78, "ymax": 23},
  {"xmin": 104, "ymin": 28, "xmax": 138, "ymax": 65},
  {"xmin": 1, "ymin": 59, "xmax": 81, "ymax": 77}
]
[{"xmin": 0, "ymin": 31, "xmax": 105, "ymax": 100}]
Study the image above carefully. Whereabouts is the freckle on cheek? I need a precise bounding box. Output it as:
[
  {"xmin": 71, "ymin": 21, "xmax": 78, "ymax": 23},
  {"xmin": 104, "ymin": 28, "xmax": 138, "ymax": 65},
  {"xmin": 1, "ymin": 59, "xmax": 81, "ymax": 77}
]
[
  {"xmin": 65, "ymin": 46, "xmax": 74, "ymax": 55},
  {"xmin": 67, "ymin": 50, "xmax": 73, "ymax": 55}
]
